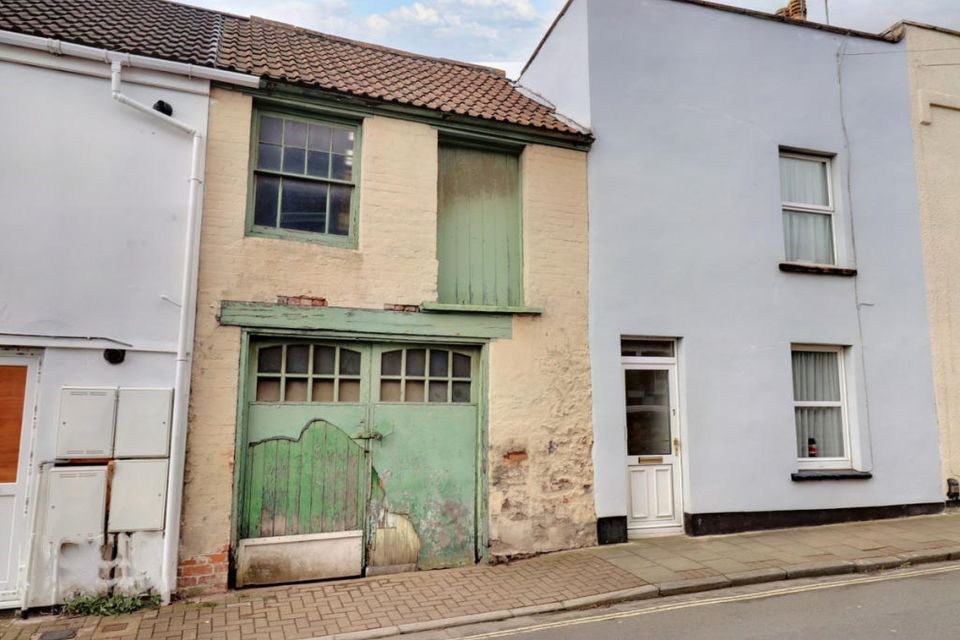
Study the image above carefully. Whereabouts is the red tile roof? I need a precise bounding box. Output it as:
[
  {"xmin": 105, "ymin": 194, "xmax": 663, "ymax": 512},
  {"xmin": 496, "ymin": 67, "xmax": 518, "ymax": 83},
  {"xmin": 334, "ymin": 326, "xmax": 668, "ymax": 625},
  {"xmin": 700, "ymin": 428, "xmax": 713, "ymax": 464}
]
[
  {"xmin": 0, "ymin": 0, "xmax": 224, "ymax": 66},
  {"xmin": 0, "ymin": 0, "xmax": 584, "ymax": 136}
]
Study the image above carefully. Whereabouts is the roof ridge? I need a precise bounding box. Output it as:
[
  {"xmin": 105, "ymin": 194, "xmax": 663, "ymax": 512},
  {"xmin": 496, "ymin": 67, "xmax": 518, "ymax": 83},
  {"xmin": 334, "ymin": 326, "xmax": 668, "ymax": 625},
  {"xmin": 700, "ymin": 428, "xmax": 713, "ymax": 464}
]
[
  {"xmin": 244, "ymin": 15, "xmax": 507, "ymax": 76},
  {"xmin": 523, "ymin": 0, "xmax": 900, "ymax": 76},
  {"xmin": 147, "ymin": 0, "xmax": 249, "ymax": 23}
]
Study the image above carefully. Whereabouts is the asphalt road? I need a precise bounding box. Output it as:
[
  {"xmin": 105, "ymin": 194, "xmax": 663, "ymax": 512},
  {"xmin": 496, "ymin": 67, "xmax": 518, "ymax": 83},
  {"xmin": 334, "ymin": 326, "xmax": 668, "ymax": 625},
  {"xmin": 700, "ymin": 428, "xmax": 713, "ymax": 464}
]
[{"xmin": 444, "ymin": 564, "xmax": 960, "ymax": 640}]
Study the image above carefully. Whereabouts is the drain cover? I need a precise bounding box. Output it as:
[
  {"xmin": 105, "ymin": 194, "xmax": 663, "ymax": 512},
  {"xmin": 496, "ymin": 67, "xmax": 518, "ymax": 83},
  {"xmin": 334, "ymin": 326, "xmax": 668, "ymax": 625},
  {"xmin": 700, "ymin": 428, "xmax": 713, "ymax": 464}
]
[{"xmin": 39, "ymin": 630, "xmax": 77, "ymax": 640}]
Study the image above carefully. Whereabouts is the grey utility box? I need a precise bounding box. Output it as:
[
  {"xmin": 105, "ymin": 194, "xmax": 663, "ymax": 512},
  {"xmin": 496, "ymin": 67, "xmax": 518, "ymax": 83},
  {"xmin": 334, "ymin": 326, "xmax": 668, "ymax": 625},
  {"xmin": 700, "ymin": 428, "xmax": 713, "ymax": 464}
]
[{"xmin": 113, "ymin": 388, "xmax": 173, "ymax": 458}]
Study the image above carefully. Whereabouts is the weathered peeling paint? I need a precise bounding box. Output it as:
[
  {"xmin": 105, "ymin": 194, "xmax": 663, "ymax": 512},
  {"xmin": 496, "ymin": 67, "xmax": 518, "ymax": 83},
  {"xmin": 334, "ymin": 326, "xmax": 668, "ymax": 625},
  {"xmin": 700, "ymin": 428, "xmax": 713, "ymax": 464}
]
[
  {"xmin": 40, "ymin": 532, "xmax": 165, "ymax": 603},
  {"xmin": 183, "ymin": 88, "xmax": 595, "ymax": 594},
  {"xmin": 240, "ymin": 420, "xmax": 367, "ymax": 540},
  {"xmin": 368, "ymin": 400, "xmax": 478, "ymax": 569},
  {"xmin": 367, "ymin": 511, "xmax": 421, "ymax": 570}
]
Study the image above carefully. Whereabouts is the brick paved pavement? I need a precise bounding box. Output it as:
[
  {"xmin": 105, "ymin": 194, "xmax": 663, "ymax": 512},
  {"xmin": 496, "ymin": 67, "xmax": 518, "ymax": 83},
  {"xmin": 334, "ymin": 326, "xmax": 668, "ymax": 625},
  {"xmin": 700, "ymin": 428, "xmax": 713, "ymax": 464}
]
[{"xmin": 4, "ymin": 513, "xmax": 960, "ymax": 640}]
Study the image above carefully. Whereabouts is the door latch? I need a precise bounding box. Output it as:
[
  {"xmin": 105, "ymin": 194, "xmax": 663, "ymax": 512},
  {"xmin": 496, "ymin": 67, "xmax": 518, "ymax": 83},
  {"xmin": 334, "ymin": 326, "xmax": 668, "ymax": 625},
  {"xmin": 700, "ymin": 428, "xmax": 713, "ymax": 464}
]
[
  {"xmin": 673, "ymin": 437, "xmax": 681, "ymax": 454},
  {"xmin": 354, "ymin": 416, "xmax": 381, "ymax": 440}
]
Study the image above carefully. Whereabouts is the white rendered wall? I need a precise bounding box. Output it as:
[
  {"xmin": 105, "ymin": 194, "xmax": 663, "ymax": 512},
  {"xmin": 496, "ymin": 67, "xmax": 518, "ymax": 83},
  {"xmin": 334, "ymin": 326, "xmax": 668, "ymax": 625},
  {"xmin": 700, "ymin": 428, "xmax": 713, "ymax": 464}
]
[
  {"xmin": 578, "ymin": 0, "xmax": 941, "ymax": 518},
  {"xmin": 0, "ymin": 49, "xmax": 209, "ymax": 351},
  {"xmin": 0, "ymin": 48, "xmax": 210, "ymax": 605},
  {"xmin": 519, "ymin": 0, "xmax": 592, "ymax": 129}
]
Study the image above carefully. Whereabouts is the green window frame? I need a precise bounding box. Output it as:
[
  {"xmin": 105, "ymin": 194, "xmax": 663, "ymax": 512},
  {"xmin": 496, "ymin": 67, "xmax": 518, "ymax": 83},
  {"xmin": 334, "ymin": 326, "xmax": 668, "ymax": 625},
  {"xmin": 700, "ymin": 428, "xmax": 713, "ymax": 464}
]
[
  {"xmin": 253, "ymin": 342, "xmax": 364, "ymax": 403},
  {"xmin": 377, "ymin": 346, "xmax": 475, "ymax": 404},
  {"xmin": 247, "ymin": 108, "xmax": 361, "ymax": 248}
]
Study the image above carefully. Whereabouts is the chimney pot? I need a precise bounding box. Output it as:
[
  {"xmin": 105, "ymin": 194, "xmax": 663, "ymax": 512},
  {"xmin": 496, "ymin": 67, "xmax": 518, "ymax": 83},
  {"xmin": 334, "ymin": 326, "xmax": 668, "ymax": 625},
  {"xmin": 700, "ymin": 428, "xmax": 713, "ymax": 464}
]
[{"xmin": 775, "ymin": 0, "xmax": 807, "ymax": 21}]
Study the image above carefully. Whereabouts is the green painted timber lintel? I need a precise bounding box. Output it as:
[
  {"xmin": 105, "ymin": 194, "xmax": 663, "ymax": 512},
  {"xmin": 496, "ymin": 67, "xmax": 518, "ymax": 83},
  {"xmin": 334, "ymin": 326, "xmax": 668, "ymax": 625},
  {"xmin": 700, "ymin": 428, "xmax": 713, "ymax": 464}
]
[
  {"xmin": 421, "ymin": 302, "xmax": 543, "ymax": 315},
  {"xmin": 220, "ymin": 301, "xmax": 513, "ymax": 339}
]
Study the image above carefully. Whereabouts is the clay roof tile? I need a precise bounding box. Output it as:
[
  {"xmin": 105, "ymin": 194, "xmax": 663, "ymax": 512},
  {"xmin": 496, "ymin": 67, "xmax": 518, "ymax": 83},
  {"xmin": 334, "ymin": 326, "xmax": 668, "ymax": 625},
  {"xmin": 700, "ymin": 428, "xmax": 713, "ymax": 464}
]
[{"xmin": 0, "ymin": 0, "xmax": 585, "ymax": 136}]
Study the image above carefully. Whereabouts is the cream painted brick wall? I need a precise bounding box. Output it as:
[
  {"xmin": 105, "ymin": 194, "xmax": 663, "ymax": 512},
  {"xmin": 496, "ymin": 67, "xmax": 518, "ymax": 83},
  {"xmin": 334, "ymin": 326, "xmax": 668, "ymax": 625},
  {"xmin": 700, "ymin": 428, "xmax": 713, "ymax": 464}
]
[
  {"xmin": 906, "ymin": 26, "xmax": 960, "ymax": 484},
  {"xmin": 182, "ymin": 87, "xmax": 595, "ymax": 585},
  {"xmin": 183, "ymin": 89, "xmax": 439, "ymax": 572},
  {"xmin": 488, "ymin": 144, "xmax": 596, "ymax": 555}
]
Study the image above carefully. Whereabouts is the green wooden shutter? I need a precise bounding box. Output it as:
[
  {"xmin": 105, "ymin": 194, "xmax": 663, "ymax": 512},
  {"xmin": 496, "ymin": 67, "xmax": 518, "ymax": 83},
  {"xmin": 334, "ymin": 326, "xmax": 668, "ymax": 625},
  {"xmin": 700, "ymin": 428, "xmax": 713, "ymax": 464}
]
[{"xmin": 437, "ymin": 144, "xmax": 522, "ymax": 307}]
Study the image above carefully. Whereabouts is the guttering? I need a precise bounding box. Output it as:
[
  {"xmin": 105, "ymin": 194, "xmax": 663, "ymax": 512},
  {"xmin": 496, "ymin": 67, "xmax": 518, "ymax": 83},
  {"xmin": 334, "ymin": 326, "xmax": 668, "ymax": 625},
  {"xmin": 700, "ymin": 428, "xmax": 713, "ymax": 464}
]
[{"xmin": 0, "ymin": 29, "xmax": 260, "ymax": 87}]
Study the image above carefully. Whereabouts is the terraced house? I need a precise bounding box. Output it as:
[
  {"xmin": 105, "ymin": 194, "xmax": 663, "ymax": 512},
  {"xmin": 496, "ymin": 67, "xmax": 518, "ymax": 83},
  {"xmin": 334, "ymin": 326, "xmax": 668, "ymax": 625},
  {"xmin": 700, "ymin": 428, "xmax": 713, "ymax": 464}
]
[
  {"xmin": 176, "ymin": 7, "xmax": 597, "ymax": 591},
  {"xmin": 13, "ymin": 0, "xmax": 958, "ymax": 615},
  {"xmin": 0, "ymin": 0, "xmax": 596, "ymax": 604},
  {"xmin": 521, "ymin": 0, "xmax": 945, "ymax": 542},
  {"xmin": 0, "ymin": 0, "xmax": 259, "ymax": 610},
  {"xmin": 898, "ymin": 20, "xmax": 960, "ymax": 508}
]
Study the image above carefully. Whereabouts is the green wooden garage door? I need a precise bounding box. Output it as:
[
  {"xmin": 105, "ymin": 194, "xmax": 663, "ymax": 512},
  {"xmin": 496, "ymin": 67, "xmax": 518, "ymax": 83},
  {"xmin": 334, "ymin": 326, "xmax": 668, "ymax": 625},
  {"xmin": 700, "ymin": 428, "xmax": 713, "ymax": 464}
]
[{"xmin": 237, "ymin": 339, "xmax": 481, "ymax": 585}]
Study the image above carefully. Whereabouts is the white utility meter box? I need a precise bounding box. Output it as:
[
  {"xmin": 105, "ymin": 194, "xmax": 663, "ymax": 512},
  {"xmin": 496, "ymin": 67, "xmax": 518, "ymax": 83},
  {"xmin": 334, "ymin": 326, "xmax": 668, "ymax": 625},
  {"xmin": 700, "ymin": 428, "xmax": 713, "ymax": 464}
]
[
  {"xmin": 46, "ymin": 466, "xmax": 108, "ymax": 541},
  {"xmin": 114, "ymin": 388, "xmax": 173, "ymax": 458},
  {"xmin": 56, "ymin": 387, "xmax": 117, "ymax": 458},
  {"xmin": 108, "ymin": 459, "xmax": 169, "ymax": 532}
]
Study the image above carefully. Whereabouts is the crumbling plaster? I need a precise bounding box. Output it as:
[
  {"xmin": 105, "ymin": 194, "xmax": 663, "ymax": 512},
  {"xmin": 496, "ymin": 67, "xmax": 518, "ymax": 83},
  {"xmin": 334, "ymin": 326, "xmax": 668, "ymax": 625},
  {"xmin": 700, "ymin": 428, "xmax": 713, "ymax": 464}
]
[{"xmin": 180, "ymin": 88, "xmax": 595, "ymax": 592}]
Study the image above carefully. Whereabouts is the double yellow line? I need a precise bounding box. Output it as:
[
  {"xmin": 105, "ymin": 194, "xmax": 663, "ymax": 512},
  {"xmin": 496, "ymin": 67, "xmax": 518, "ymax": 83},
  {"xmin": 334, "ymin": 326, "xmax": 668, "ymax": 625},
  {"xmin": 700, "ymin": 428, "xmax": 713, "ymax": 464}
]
[{"xmin": 460, "ymin": 564, "xmax": 960, "ymax": 639}]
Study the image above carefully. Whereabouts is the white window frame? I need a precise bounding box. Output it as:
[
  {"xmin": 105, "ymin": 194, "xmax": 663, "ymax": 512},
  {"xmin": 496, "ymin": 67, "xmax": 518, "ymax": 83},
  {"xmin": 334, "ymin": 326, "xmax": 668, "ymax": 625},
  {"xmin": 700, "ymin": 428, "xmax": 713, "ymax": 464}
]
[
  {"xmin": 780, "ymin": 151, "xmax": 837, "ymax": 266},
  {"xmin": 791, "ymin": 344, "xmax": 852, "ymax": 470}
]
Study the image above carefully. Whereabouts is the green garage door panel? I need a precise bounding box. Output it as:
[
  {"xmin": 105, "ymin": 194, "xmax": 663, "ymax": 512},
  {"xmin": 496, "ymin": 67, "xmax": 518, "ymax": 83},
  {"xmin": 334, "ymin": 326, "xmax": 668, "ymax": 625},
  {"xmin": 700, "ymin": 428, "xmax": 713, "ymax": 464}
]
[
  {"xmin": 242, "ymin": 420, "xmax": 367, "ymax": 539},
  {"xmin": 437, "ymin": 144, "xmax": 522, "ymax": 308},
  {"xmin": 368, "ymin": 403, "xmax": 478, "ymax": 570},
  {"xmin": 238, "ymin": 340, "xmax": 482, "ymax": 583}
]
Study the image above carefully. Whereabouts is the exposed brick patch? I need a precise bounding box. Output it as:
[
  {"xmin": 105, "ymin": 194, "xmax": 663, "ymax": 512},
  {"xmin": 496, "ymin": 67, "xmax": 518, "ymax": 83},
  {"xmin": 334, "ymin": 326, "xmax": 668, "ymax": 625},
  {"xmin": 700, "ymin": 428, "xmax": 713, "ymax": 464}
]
[
  {"xmin": 503, "ymin": 450, "xmax": 529, "ymax": 463},
  {"xmin": 177, "ymin": 545, "xmax": 229, "ymax": 594},
  {"xmin": 277, "ymin": 294, "xmax": 328, "ymax": 307},
  {"xmin": 384, "ymin": 303, "xmax": 421, "ymax": 312}
]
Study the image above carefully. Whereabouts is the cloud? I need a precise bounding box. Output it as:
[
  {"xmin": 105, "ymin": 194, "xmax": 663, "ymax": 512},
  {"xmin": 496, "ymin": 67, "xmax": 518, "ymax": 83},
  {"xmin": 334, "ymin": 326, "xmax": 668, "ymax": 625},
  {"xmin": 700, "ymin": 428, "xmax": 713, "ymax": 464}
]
[
  {"xmin": 353, "ymin": 0, "xmax": 553, "ymax": 64},
  {"xmin": 190, "ymin": 0, "xmax": 960, "ymax": 82},
  {"xmin": 389, "ymin": 2, "xmax": 441, "ymax": 26}
]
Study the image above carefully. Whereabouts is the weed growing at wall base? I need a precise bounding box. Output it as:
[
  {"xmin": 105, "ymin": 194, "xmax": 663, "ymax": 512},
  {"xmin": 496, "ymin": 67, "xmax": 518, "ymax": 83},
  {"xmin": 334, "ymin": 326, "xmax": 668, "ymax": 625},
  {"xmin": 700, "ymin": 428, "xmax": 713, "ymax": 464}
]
[{"xmin": 62, "ymin": 592, "xmax": 161, "ymax": 617}]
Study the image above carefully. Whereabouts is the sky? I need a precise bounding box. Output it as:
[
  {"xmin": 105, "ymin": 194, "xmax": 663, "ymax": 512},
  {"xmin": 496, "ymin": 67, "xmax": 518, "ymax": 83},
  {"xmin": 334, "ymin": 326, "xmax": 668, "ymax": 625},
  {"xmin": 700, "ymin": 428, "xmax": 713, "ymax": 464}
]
[{"xmin": 190, "ymin": 0, "xmax": 960, "ymax": 78}]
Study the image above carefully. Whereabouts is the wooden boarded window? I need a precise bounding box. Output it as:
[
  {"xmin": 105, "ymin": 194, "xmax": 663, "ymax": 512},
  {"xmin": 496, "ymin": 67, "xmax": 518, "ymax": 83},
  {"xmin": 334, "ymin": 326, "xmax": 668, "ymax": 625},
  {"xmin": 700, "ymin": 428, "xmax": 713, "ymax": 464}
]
[
  {"xmin": 437, "ymin": 144, "xmax": 522, "ymax": 307},
  {"xmin": 0, "ymin": 365, "xmax": 27, "ymax": 483}
]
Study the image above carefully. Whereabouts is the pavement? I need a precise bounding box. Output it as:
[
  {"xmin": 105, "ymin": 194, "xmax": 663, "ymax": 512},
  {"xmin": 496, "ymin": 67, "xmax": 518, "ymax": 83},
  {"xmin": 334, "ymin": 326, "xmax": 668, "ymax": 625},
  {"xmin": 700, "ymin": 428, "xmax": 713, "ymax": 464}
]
[
  {"xmin": 3, "ymin": 512, "xmax": 960, "ymax": 640},
  {"xmin": 428, "ymin": 561, "xmax": 960, "ymax": 639}
]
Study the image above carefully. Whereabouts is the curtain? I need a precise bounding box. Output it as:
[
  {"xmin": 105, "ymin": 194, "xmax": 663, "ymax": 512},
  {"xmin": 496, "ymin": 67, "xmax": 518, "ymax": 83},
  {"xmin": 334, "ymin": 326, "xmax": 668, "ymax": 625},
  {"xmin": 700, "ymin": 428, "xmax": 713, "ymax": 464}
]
[
  {"xmin": 795, "ymin": 407, "xmax": 844, "ymax": 458},
  {"xmin": 780, "ymin": 156, "xmax": 828, "ymax": 206},
  {"xmin": 792, "ymin": 351, "xmax": 844, "ymax": 458},
  {"xmin": 783, "ymin": 210, "xmax": 834, "ymax": 264}
]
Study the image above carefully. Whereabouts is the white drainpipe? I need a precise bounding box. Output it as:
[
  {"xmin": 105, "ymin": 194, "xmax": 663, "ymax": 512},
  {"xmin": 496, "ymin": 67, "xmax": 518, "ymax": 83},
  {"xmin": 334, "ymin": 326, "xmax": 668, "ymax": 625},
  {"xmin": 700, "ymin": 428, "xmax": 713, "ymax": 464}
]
[
  {"xmin": 0, "ymin": 29, "xmax": 260, "ymax": 606},
  {"xmin": 109, "ymin": 60, "xmax": 203, "ymax": 606}
]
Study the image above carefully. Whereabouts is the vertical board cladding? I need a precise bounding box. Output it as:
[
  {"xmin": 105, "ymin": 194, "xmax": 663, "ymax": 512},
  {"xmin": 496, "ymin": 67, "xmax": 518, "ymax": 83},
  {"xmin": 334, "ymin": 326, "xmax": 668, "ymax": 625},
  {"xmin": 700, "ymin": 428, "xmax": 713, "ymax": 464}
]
[
  {"xmin": 906, "ymin": 25, "xmax": 960, "ymax": 484},
  {"xmin": 182, "ymin": 86, "xmax": 595, "ymax": 594},
  {"xmin": 437, "ymin": 144, "xmax": 522, "ymax": 307},
  {"xmin": 242, "ymin": 421, "xmax": 366, "ymax": 539}
]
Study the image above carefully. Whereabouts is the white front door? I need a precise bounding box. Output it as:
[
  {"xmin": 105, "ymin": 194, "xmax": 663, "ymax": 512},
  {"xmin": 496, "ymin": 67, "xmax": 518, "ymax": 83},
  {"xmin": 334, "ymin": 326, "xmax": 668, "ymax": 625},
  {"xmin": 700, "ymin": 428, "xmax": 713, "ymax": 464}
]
[
  {"xmin": 0, "ymin": 354, "xmax": 38, "ymax": 608},
  {"xmin": 622, "ymin": 359, "xmax": 683, "ymax": 534}
]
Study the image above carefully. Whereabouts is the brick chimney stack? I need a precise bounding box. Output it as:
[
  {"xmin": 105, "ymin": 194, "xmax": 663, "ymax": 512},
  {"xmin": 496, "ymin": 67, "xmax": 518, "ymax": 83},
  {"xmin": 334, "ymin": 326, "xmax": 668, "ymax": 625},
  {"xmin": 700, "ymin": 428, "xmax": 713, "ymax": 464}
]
[{"xmin": 775, "ymin": 0, "xmax": 807, "ymax": 20}]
